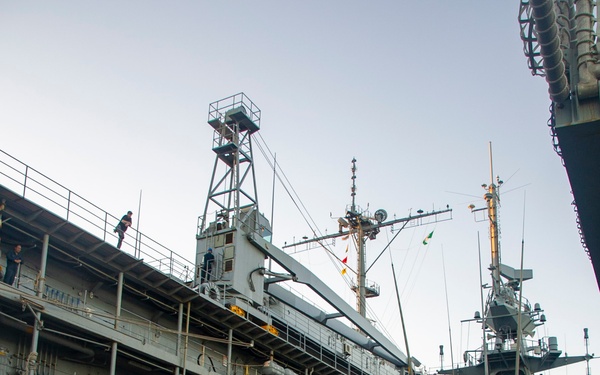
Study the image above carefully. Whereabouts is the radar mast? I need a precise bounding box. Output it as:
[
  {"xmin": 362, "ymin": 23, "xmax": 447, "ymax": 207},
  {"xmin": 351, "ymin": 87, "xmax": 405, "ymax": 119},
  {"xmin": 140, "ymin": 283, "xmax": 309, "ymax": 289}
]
[{"xmin": 285, "ymin": 159, "xmax": 452, "ymax": 318}]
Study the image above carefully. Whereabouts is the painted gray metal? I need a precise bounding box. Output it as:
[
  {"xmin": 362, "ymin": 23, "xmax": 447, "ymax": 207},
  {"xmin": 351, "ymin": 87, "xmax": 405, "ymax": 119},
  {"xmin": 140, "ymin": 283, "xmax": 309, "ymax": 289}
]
[{"xmin": 247, "ymin": 231, "xmax": 409, "ymax": 368}]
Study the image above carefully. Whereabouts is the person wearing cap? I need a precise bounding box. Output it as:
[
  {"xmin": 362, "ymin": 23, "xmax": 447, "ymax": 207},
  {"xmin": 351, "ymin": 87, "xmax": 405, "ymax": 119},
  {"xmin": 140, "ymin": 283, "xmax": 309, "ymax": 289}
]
[{"xmin": 201, "ymin": 248, "xmax": 214, "ymax": 283}]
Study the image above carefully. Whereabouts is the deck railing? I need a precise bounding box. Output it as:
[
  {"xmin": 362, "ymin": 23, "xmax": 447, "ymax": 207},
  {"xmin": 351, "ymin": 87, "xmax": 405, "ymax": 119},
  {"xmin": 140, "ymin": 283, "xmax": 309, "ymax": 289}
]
[{"xmin": 0, "ymin": 149, "xmax": 195, "ymax": 282}]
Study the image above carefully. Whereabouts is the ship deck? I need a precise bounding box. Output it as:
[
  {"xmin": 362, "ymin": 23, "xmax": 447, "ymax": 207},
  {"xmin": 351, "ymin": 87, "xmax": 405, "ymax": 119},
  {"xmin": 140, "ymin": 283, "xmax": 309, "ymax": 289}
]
[{"xmin": 0, "ymin": 149, "xmax": 399, "ymax": 375}]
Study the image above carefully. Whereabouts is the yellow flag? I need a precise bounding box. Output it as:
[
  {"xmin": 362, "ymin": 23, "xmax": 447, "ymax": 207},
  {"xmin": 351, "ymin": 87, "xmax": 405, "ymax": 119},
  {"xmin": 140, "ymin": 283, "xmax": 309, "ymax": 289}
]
[{"xmin": 341, "ymin": 268, "xmax": 347, "ymax": 275}]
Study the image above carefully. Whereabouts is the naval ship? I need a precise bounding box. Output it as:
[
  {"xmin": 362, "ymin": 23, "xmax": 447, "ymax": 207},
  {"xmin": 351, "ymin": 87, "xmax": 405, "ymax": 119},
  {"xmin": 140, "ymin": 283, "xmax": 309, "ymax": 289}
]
[{"xmin": 0, "ymin": 93, "xmax": 452, "ymax": 375}]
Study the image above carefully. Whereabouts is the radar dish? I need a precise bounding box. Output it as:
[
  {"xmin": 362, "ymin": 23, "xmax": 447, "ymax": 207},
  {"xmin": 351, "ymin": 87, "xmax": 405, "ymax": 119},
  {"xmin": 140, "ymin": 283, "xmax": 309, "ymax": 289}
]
[{"xmin": 374, "ymin": 209, "xmax": 387, "ymax": 223}]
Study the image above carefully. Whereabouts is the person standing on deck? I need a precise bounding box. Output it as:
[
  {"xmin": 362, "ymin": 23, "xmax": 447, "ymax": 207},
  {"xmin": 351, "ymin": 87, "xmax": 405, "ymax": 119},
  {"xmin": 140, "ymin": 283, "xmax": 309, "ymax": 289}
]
[
  {"xmin": 201, "ymin": 248, "xmax": 214, "ymax": 283},
  {"xmin": 3, "ymin": 244, "xmax": 22, "ymax": 286},
  {"xmin": 114, "ymin": 211, "xmax": 133, "ymax": 249}
]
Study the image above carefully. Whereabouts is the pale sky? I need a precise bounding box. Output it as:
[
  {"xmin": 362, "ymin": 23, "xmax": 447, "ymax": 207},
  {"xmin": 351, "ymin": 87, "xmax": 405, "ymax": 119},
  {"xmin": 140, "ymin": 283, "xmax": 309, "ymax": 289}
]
[{"xmin": 0, "ymin": 1, "xmax": 598, "ymax": 373}]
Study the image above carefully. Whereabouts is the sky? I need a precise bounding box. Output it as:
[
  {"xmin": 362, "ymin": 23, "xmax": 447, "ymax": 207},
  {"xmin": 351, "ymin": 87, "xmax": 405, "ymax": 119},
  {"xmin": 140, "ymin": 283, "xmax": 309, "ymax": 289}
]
[{"xmin": 0, "ymin": 1, "xmax": 598, "ymax": 374}]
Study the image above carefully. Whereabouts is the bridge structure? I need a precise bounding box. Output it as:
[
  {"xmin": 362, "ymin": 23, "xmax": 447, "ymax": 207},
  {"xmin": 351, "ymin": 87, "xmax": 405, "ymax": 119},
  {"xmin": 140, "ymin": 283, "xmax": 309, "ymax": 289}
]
[{"xmin": 520, "ymin": 0, "xmax": 600, "ymax": 289}]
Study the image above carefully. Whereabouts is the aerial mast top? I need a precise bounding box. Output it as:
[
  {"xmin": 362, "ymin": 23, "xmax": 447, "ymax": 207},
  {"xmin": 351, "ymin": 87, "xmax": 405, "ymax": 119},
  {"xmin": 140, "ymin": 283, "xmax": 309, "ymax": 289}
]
[
  {"xmin": 285, "ymin": 159, "xmax": 453, "ymax": 318},
  {"xmin": 350, "ymin": 158, "xmax": 357, "ymax": 213}
]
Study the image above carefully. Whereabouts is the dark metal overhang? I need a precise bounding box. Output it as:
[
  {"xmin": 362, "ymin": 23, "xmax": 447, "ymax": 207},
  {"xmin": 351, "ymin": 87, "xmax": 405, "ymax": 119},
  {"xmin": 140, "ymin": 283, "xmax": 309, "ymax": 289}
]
[{"xmin": 555, "ymin": 120, "xmax": 600, "ymax": 290}]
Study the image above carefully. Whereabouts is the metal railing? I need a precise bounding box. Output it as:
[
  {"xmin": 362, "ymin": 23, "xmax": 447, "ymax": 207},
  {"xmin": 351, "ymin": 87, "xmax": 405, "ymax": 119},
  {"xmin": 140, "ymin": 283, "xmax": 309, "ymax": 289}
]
[
  {"xmin": 3, "ymin": 257, "xmax": 230, "ymax": 370},
  {"xmin": 0, "ymin": 149, "xmax": 195, "ymax": 282},
  {"xmin": 458, "ymin": 335, "xmax": 556, "ymax": 369}
]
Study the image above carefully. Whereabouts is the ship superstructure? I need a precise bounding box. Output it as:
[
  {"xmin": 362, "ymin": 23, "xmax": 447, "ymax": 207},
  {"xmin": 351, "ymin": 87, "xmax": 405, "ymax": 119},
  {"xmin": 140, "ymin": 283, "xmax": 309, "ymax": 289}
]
[
  {"xmin": 193, "ymin": 93, "xmax": 422, "ymax": 373},
  {"xmin": 0, "ymin": 93, "xmax": 447, "ymax": 375}
]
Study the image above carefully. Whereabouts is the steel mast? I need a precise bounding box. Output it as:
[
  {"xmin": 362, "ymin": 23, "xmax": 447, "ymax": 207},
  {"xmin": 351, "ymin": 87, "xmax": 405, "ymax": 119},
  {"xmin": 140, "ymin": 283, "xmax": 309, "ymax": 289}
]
[
  {"xmin": 285, "ymin": 158, "xmax": 453, "ymax": 318},
  {"xmin": 199, "ymin": 93, "xmax": 261, "ymax": 233},
  {"xmin": 350, "ymin": 158, "xmax": 368, "ymax": 316},
  {"xmin": 484, "ymin": 144, "xmax": 503, "ymax": 297}
]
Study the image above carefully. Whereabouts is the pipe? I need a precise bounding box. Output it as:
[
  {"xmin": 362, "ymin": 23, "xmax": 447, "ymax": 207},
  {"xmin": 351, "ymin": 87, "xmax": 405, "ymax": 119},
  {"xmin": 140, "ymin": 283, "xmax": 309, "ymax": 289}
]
[
  {"xmin": 175, "ymin": 302, "xmax": 183, "ymax": 375},
  {"xmin": 38, "ymin": 234, "xmax": 49, "ymax": 298},
  {"xmin": 29, "ymin": 312, "xmax": 41, "ymax": 375},
  {"xmin": 575, "ymin": 0, "xmax": 600, "ymax": 98},
  {"xmin": 109, "ymin": 342, "xmax": 118, "ymax": 375},
  {"xmin": 530, "ymin": 0, "xmax": 570, "ymax": 102},
  {"xmin": 29, "ymin": 233, "xmax": 49, "ymax": 375},
  {"xmin": 182, "ymin": 302, "xmax": 191, "ymax": 375},
  {"xmin": 110, "ymin": 272, "xmax": 124, "ymax": 375},
  {"xmin": 114, "ymin": 272, "xmax": 124, "ymax": 329},
  {"xmin": 227, "ymin": 328, "xmax": 233, "ymax": 375}
]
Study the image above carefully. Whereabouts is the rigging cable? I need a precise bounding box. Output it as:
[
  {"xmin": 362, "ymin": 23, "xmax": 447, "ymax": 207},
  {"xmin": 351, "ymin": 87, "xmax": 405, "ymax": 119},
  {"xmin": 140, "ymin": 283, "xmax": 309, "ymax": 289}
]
[
  {"xmin": 255, "ymin": 134, "xmax": 360, "ymax": 294},
  {"xmin": 254, "ymin": 134, "xmax": 325, "ymax": 242},
  {"xmin": 255, "ymin": 133, "xmax": 431, "ymax": 350},
  {"xmin": 403, "ymin": 225, "xmax": 436, "ymax": 302}
]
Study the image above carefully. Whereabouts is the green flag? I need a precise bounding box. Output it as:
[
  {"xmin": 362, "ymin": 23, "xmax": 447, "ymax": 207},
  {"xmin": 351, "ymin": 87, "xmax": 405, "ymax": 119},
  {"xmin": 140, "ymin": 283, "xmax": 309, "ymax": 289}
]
[{"xmin": 423, "ymin": 231, "xmax": 434, "ymax": 245}]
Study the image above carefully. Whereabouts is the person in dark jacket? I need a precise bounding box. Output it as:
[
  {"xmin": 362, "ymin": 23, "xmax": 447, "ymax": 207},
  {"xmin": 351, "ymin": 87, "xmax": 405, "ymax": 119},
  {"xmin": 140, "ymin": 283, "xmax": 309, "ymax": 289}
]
[
  {"xmin": 201, "ymin": 248, "xmax": 214, "ymax": 283},
  {"xmin": 114, "ymin": 211, "xmax": 133, "ymax": 249},
  {"xmin": 3, "ymin": 244, "xmax": 22, "ymax": 286}
]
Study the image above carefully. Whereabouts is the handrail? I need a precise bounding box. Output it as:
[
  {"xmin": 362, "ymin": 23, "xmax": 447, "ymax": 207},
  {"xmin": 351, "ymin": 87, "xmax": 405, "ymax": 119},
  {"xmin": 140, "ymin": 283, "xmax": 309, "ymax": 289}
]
[{"xmin": 0, "ymin": 149, "xmax": 195, "ymax": 282}]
